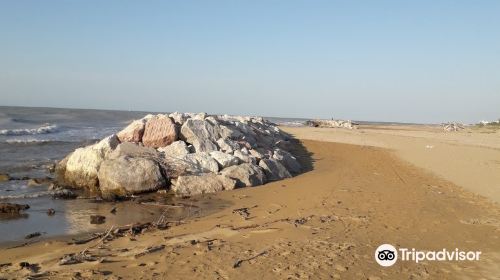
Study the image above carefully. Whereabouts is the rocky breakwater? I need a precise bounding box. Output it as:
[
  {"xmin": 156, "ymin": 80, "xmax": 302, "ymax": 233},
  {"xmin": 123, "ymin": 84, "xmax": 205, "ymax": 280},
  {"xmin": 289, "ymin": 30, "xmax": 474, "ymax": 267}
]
[
  {"xmin": 306, "ymin": 119, "xmax": 357, "ymax": 129},
  {"xmin": 55, "ymin": 113, "xmax": 302, "ymax": 199}
]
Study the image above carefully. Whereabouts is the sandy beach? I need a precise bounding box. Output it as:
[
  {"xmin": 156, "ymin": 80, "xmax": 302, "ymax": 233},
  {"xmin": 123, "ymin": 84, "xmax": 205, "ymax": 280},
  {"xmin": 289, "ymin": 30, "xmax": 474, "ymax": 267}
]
[{"xmin": 1, "ymin": 124, "xmax": 499, "ymax": 279}]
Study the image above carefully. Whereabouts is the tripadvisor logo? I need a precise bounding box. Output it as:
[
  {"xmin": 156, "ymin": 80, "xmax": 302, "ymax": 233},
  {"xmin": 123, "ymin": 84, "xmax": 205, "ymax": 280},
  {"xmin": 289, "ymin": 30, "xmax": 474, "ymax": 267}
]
[{"xmin": 375, "ymin": 244, "xmax": 482, "ymax": 267}]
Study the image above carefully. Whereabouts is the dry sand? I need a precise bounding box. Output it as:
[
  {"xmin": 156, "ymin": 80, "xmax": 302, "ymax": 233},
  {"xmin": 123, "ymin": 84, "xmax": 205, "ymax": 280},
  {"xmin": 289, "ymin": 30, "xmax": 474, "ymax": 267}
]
[
  {"xmin": 285, "ymin": 125, "xmax": 500, "ymax": 203},
  {"xmin": 1, "ymin": 125, "xmax": 500, "ymax": 279}
]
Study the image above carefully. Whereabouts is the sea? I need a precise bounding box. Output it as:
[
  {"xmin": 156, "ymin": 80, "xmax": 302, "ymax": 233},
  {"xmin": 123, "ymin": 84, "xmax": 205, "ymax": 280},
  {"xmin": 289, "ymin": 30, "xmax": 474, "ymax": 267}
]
[{"xmin": 0, "ymin": 106, "xmax": 306, "ymax": 244}]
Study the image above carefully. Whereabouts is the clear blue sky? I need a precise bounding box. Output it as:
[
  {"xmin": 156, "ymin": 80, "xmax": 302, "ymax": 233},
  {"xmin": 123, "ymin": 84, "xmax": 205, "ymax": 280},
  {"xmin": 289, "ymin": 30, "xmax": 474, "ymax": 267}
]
[{"xmin": 1, "ymin": 1, "xmax": 499, "ymax": 123}]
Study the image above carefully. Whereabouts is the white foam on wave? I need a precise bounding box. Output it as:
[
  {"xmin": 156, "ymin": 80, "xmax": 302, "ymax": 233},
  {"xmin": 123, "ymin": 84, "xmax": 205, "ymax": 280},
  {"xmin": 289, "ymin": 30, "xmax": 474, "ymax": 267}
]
[
  {"xmin": 0, "ymin": 191, "xmax": 52, "ymax": 200},
  {"xmin": 5, "ymin": 139, "xmax": 52, "ymax": 144},
  {"xmin": 0, "ymin": 124, "xmax": 59, "ymax": 136}
]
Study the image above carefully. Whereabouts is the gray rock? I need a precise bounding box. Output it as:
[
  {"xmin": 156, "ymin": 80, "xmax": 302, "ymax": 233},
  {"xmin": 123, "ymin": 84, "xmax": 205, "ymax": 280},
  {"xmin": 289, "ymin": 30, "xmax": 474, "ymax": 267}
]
[
  {"xmin": 218, "ymin": 124, "xmax": 243, "ymax": 139},
  {"xmin": 157, "ymin": 156, "xmax": 203, "ymax": 179},
  {"xmin": 273, "ymin": 149, "xmax": 301, "ymax": 174},
  {"xmin": 249, "ymin": 148, "xmax": 271, "ymax": 160},
  {"xmin": 209, "ymin": 151, "xmax": 240, "ymax": 169},
  {"xmin": 158, "ymin": 140, "xmax": 190, "ymax": 159},
  {"xmin": 216, "ymin": 138, "xmax": 240, "ymax": 154},
  {"xmin": 180, "ymin": 119, "xmax": 220, "ymax": 152},
  {"xmin": 259, "ymin": 158, "xmax": 291, "ymax": 181},
  {"xmin": 220, "ymin": 163, "xmax": 266, "ymax": 187},
  {"xmin": 172, "ymin": 173, "xmax": 236, "ymax": 195},
  {"xmin": 98, "ymin": 156, "xmax": 166, "ymax": 199},
  {"xmin": 183, "ymin": 153, "xmax": 219, "ymax": 173},
  {"xmin": 233, "ymin": 150, "xmax": 257, "ymax": 164}
]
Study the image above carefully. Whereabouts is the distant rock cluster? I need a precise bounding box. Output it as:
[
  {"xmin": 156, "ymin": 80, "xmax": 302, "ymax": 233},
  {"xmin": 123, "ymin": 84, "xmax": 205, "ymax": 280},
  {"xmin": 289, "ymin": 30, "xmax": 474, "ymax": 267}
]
[
  {"xmin": 56, "ymin": 113, "xmax": 302, "ymax": 199},
  {"xmin": 441, "ymin": 122, "xmax": 465, "ymax": 132},
  {"xmin": 306, "ymin": 119, "xmax": 357, "ymax": 129},
  {"xmin": 478, "ymin": 119, "xmax": 500, "ymax": 127}
]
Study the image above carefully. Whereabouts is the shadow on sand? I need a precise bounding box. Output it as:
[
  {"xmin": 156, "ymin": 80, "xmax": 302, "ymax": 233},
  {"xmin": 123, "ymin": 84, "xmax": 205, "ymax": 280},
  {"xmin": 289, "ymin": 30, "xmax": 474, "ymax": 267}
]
[{"xmin": 283, "ymin": 132, "xmax": 315, "ymax": 174}]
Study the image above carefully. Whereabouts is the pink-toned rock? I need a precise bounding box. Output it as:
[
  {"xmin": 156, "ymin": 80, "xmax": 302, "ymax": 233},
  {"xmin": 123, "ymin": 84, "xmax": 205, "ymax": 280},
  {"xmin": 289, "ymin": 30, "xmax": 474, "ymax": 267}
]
[
  {"xmin": 117, "ymin": 119, "xmax": 146, "ymax": 143},
  {"xmin": 142, "ymin": 115, "xmax": 178, "ymax": 148}
]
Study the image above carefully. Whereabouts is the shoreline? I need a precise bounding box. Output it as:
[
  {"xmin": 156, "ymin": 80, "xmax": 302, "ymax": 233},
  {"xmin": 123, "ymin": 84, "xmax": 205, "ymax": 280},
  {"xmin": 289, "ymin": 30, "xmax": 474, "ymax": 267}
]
[{"xmin": 1, "ymin": 126, "xmax": 499, "ymax": 279}]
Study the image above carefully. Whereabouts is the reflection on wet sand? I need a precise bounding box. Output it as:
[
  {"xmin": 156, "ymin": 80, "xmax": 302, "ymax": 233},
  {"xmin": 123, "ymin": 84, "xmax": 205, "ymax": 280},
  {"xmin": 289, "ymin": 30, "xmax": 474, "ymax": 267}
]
[{"xmin": 0, "ymin": 193, "xmax": 231, "ymax": 244}]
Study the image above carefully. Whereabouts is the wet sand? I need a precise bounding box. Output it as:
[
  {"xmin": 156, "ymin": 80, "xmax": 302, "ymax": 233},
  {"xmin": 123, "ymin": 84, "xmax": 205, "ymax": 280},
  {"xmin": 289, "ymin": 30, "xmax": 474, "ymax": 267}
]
[
  {"xmin": 1, "ymin": 125, "xmax": 500, "ymax": 279},
  {"xmin": 0, "ymin": 193, "xmax": 231, "ymax": 246}
]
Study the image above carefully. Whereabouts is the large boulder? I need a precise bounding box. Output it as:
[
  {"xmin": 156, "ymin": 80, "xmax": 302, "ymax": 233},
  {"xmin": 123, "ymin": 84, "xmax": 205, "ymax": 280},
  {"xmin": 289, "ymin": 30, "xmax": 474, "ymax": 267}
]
[
  {"xmin": 259, "ymin": 158, "xmax": 291, "ymax": 181},
  {"xmin": 157, "ymin": 156, "xmax": 203, "ymax": 179},
  {"xmin": 183, "ymin": 153, "xmax": 219, "ymax": 173},
  {"xmin": 108, "ymin": 142, "xmax": 160, "ymax": 159},
  {"xmin": 273, "ymin": 149, "xmax": 301, "ymax": 174},
  {"xmin": 172, "ymin": 173, "xmax": 236, "ymax": 195},
  {"xmin": 98, "ymin": 156, "xmax": 166, "ymax": 199},
  {"xmin": 209, "ymin": 151, "xmax": 240, "ymax": 169},
  {"xmin": 142, "ymin": 115, "xmax": 178, "ymax": 148},
  {"xmin": 180, "ymin": 119, "xmax": 220, "ymax": 152},
  {"xmin": 220, "ymin": 163, "xmax": 266, "ymax": 188},
  {"xmin": 158, "ymin": 140, "xmax": 190, "ymax": 159},
  {"xmin": 117, "ymin": 119, "xmax": 147, "ymax": 143},
  {"xmin": 61, "ymin": 135, "xmax": 119, "ymax": 190}
]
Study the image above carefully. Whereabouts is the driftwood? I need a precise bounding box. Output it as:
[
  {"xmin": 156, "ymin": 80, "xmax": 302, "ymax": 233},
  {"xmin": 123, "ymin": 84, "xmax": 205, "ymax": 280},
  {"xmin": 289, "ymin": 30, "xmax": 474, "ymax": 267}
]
[
  {"xmin": 134, "ymin": 245, "xmax": 165, "ymax": 258},
  {"xmin": 233, "ymin": 250, "xmax": 268, "ymax": 268},
  {"xmin": 82, "ymin": 226, "xmax": 114, "ymax": 253},
  {"xmin": 70, "ymin": 233, "xmax": 101, "ymax": 245},
  {"xmin": 112, "ymin": 222, "xmax": 151, "ymax": 236},
  {"xmin": 232, "ymin": 207, "xmax": 251, "ymax": 219},
  {"xmin": 139, "ymin": 202, "xmax": 186, "ymax": 208},
  {"xmin": 59, "ymin": 253, "xmax": 97, "ymax": 265}
]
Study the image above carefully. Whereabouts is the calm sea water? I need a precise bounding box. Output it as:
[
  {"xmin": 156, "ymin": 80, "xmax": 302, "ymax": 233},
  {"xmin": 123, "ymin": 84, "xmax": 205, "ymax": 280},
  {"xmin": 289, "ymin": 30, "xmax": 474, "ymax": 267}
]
[{"xmin": 0, "ymin": 106, "xmax": 304, "ymax": 243}]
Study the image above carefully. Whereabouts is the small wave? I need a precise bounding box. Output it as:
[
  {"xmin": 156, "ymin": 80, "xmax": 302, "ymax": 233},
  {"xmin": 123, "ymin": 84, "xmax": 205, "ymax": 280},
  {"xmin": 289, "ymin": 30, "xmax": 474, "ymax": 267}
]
[
  {"xmin": 0, "ymin": 191, "xmax": 52, "ymax": 200},
  {"xmin": 5, "ymin": 139, "xmax": 53, "ymax": 144},
  {"xmin": 0, "ymin": 124, "xmax": 59, "ymax": 136},
  {"xmin": 0, "ymin": 189, "xmax": 76, "ymax": 200}
]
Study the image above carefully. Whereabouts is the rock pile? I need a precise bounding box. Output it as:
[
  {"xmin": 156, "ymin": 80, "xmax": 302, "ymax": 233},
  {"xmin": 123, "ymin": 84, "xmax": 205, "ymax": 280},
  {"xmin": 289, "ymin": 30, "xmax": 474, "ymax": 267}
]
[
  {"xmin": 442, "ymin": 122, "xmax": 465, "ymax": 132},
  {"xmin": 56, "ymin": 113, "xmax": 302, "ymax": 199},
  {"xmin": 306, "ymin": 119, "xmax": 357, "ymax": 129}
]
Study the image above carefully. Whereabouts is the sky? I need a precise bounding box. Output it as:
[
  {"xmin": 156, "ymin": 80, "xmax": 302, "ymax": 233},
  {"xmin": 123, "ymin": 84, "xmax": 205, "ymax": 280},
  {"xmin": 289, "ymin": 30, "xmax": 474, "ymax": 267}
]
[{"xmin": 0, "ymin": 1, "xmax": 499, "ymax": 123}]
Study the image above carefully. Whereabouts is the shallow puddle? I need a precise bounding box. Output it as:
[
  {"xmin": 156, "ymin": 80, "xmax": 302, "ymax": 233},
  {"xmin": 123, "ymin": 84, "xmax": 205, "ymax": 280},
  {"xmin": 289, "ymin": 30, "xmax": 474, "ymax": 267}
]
[{"xmin": 0, "ymin": 192, "xmax": 231, "ymax": 246}]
